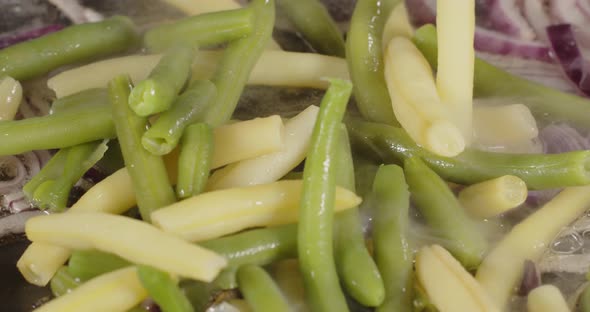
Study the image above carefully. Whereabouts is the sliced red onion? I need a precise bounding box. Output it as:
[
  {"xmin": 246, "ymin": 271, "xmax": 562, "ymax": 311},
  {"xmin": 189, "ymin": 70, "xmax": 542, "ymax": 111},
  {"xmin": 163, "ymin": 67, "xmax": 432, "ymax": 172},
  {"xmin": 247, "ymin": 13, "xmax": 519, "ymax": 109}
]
[
  {"xmin": 477, "ymin": 52, "xmax": 575, "ymax": 92},
  {"xmin": 539, "ymin": 123, "xmax": 590, "ymax": 153},
  {"xmin": 546, "ymin": 24, "xmax": 590, "ymax": 95},
  {"xmin": 579, "ymin": 0, "xmax": 590, "ymax": 19},
  {"xmin": 0, "ymin": 25, "xmax": 64, "ymax": 50},
  {"xmin": 48, "ymin": 0, "xmax": 104, "ymax": 24},
  {"xmin": 475, "ymin": 27, "xmax": 552, "ymax": 61},
  {"xmin": 0, "ymin": 156, "xmax": 27, "ymax": 192},
  {"xmin": 549, "ymin": 0, "xmax": 590, "ymax": 26},
  {"xmin": 518, "ymin": 260, "xmax": 542, "ymax": 296},
  {"xmin": 480, "ymin": 0, "xmax": 536, "ymax": 40},
  {"xmin": 404, "ymin": 0, "xmax": 436, "ymax": 26},
  {"xmin": 526, "ymin": 188, "xmax": 561, "ymax": 206},
  {"xmin": 522, "ymin": 0, "xmax": 552, "ymax": 41}
]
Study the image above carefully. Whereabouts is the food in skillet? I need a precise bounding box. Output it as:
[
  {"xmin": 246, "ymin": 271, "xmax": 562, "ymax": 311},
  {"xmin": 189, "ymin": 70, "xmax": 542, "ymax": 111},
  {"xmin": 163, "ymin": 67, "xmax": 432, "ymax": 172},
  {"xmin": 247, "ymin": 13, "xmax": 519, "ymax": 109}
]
[{"xmin": 3, "ymin": 0, "xmax": 590, "ymax": 311}]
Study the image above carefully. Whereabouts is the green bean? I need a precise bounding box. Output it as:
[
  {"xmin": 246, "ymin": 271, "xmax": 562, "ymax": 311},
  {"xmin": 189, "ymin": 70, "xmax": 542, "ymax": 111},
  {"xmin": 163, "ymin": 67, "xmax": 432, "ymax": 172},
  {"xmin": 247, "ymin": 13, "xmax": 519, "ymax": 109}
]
[
  {"xmin": 176, "ymin": 123, "xmax": 214, "ymax": 199},
  {"xmin": 237, "ymin": 265, "xmax": 290, "ymax": 312},
  {"xmin": 201, "ymin": 223, "xmax": 297, "ymax": 269},
  {"xmin": 580, "ymin": 283, "xmax": 590, "ymax": 312},
  {"xmin": 67, "ymin": 250, "xmax": 130, "ymax": 282},
  {"xmin": 404, "ymin": 157, "xmax": 487, "ymax": 269},
  {"xmin": 109, "ymin": 74, "xmax": 176, "ymax": 222},
  {"xmin": 412, "ymin": 24, "xmax": 590, "ymax": 129},
  {"xmin": 202, "ymin": 0, "xmax": 275, "ymax": 126},
  {"xmin": 142, "ymin": 80, "xmax": 216, "ymax": 155},
  {"xmin": 348, "ymin": 119, "xmax": 590, "ymax": 190},
  {"xmin": 137, "ymin": 265, "xmax": 194, "ymax": 312},
  {"xmin": 298, "ymin": 79, "xmax": 351, "ymax": 312},
  {"xmin": 23, "ymin": 140, "xmax": 108, "ymax": 211},
  {"xmin": 0, "ymin": 16, "xmax": 138, "ymax": 81},
  {"xmin": 346, "ymin": 0, "xmax": 399, "ymax": 125},
  {"xmin": 371, "ymin": 165, "xmax": 414, "ymax": 312},
  {"xmin": 276, "ymin": 0, "xmax": 345, "ymax": 57},
  {"xmin": 50, "ymin": 88, "xmax": 109, "ymax": 115},
  {"xmin": 128, "ymin": 44, "xmax": 195, "ymax": 117},
  {"xmin": 0, "ymin": 106, "xmax": 115, "ymax": 156},
  {"xmin": 50, "ymin": 266, "xmax": 81, "ymax": 297},
  {"xmin": 144, "ymin": 8, "xmax": 254, "ymax": 52},
  {"xmin": 333, "ymin": 126, "xmax": 384, "ymax": 307}
]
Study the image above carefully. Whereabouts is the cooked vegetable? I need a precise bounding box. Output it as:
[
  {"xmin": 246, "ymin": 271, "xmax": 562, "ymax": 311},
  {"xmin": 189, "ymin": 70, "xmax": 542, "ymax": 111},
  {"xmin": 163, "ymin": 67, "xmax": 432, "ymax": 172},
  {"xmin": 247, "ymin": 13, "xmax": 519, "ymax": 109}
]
[
  {"xmin": 137, "ymin": 265, "xmax": 195, "ymax": 312},
  {"xmin": 298, "ymin": 79, "xmax": 352, "ymax": 312},
  {"xmin": 382, "ymin": 2, "xmax": 414, "ymax": 44},
  {"xmin": 0, "ymin": 16, "xmax": 138, "ymax": 81},
  {"xmin": 49, "ymin": 88, "xmax": 109, "ymax": 115},
  {"xmin": 416, "ymin": 245, "xmax": 498, "ymax": 312},
  {"xmin": 50, "ymin": 266, "xmax": 81, "ymax": 297},
  {"xmin": 371, "ymin": 165, "xmax": 414, "ymax": 312},
  {"xmin": 210, "ymin": 115, "xmax": 285, "ymax": 169},
  {"xmin": 276, "ymin": 0, "xmax": 345, "ymax": 57},
  {"xmin": 237, "ymin": 265, "xmax": 290, "ymax": 312},
  {"xmin": 144, "ymin": 8, "xmax": 254, "ymax": 52},
  {"xmin": 413, "ymin": 24, "xmax": 590, "ymax": 128},
  {"xmin": 25, "ymin": 212, "xmax": 227, "ymax": 282},
  {"xmin": 128, "ymin": 44, "xmax": 194, "ymax": 116},
  {"xmin": 35, "ymin": 267, "xmax": 146, "ymax": 312},
  {"xmin": 476, "ymin": 185, "xmax": 590, "ymax": 308},
  {"xmin": 472, "ymin": 104, "xmax": 538, "ymax": 146},
  {"xmin": 109, "ymin": 74, "xmax": 176, "ymax": 222},
  {"xmin": 176, "ymin": 123, "xmax": 214, "ymax": 199},
  {"xmin": 207, "ymin": 105, "xmax": 318, "ymax": 190},
  {"xmin": 202, "ymin": 0, "xmax": 275, "ymax": 126},
  {"xmin": 0, "ymin": 105, "xmax": 115, "ymax": 156},
  {"xmin": 334, "ymin": 127, "xmax": 384, "ymax": 307},
  {"xmin": 0, "ymin": 76, "xmax": 21, "ymax": 120},
  {"xmin": 23, "ymin": 140, "xmax": 108, "ymax": 211},
  {"xmin": 404, "ymin": 157, "xmax": 487, "ymax": 269},
  {"xmin": 526, "ymin": 285, "xmax": 569, "ymax": 312},
  {"xmin": 435, "ymin": 0, "xmax": 474, "ymax": 139},
  {"xmin": 346, "ymin": 0, "xmax": 399, "ymax": 125},
  {"xmin": 458, "ymin": 175, "xmax": 528, "ymax": 218},
  {"xmin": 141, "ymin": 80, "xmax": 216, "ymax": 156},
  {"xmin": 348, "ymin": 120, "xmax": 590, "ymax": 189},
  {"xmin": 151, "ymin": 179, "xmax": 360, "ymax": 242},
  {"xmin": 580, "ymin": 282, "xmax": 590, "ymax": 312},
  {"xmin": 68, "ymin": 250, "xmax": 130, "ymax": 282}
]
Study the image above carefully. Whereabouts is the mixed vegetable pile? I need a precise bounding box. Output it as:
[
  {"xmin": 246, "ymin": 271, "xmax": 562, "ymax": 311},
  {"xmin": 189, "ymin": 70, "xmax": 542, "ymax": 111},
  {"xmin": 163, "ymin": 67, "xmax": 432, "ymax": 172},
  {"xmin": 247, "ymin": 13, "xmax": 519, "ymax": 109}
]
[{"xmin": 4, "ymin": 0, "xmax": 590, "ymax": 311}]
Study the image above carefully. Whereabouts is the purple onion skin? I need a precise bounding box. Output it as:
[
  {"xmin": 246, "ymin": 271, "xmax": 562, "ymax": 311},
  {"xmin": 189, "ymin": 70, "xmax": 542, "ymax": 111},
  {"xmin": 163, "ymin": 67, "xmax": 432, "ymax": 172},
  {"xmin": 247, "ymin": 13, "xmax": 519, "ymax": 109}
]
[
  {"xmin": 547, "ymin": 24, "xmax": 590, "ymax": 95},
  {"xmin": 0, "ymin": 25, "xmax": 64, "ymax": 50},
  {"xmin": 518, "ymin": 259, "xmax": 542, "ymax": 296}
]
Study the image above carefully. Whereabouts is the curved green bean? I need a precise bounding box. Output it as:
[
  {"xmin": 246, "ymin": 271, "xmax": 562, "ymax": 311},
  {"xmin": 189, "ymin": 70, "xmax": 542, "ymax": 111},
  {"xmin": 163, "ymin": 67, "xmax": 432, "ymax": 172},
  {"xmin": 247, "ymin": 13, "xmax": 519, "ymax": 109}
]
[
  {"xmin": 237, "ymin": 265, "xmax": 290, "ymax": 312},
  {"xmin": 346, "ymin": 0, "xmax": 399, "ymax": 125},
  {"xmin": 580, "ymin": 283, "xmax": 590, "ymax": 312},
  {"xmin": 109, "ymin": 74, "xmax": 176, "ymax": 222},
  {"xmin": 276, "ymin": 0, "xmax": 345, "ymax": 57},
  {"xmin": 137, "ymin": 265, "xmax": 194, "ymax": 312},
  {"xmin": 50, "ymin": 88, "xmax": 109, "ymax": 115},
  {"xmin": 298, "ymin": 79, "xmax": 352, "ymax": 312},
  {"xmin": 128, "ymin": 44, "xmax": 195, "ymax": 116},
  {"xmin": 404, "ymin": 157, "xmax": 487, "ymax": 269},
  {"xmin": 144, "ymin": 8, "xmax": 254, "ymax": 52},
  {"xmin": 67, "ymin": 250, "xmax": 130, "ymax": 282},
  {"xmin": 413, "ymin": 24, "xmax": 590, "ymax": 128},
  {"xmin": 50, "ymin": 266, "xmax": 81, "ymax": 297},
  {"xmin": 371, "ymin": 165, "xmax": 414, "ymax": 312},
  {"xmin": 348, "ymin": 119, "xmax": 590, "ymax": 190},
  {"xmin": 334, "ymin": 126, "xmax": 384, "ymax": 307},
  {"xmin": 0, "ymin": 106, "xmax": 115, "ymax": 156},
  {"xmin": 176, "ymin": 123, "xmax": 214, "ymax": 199},
  {"xmin": 0, "ymin": 16, "xmax": 139, "ymax": 81},
  {"xmin": 202, "ymin": 0, "xmax": 275, "ymax": 126},
  {"xmin": 142, "ymin": 80, "xmax": 216, "ymax": 155}
]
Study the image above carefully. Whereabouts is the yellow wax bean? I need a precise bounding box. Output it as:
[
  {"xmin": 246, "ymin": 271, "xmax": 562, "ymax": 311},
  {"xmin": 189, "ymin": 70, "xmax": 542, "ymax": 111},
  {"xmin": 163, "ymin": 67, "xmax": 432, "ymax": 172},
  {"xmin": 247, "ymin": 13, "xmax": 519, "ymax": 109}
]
[
  {"xmin": 26, "ymin": 212, "xmax": 227, "ymax": 282},
  {"xmin": 151, "ymin": 180, "xmax": 361, "ymax": 242},
  {"xmin": 34, "ymin": 267, "xmax": 146, "ymax": 312},
  {"xmin": 527, "ymin": 285, "xmax": 570, "ymax": 312},
  {"xmin": 207, "ymin": 105, "xmax": 319, "ymax": 190},
  {"xmin": 476, "ymin": 185, "xmax": 590, "ymax": 309},
  {"xmin": 473, "ymin": 104, "xmax": 539, "ymax": 146},
  {"xmin": 458, "ymin": 175, "xmax": 528, "ymax": 218},
  {"xmin": 0, "ymin": 76, "xmax": 22, "ymax": 121},
  {"xmin": 382, "ymin": 2, "xmax": 414, "ymax": 46},
  {"xmin": 416, "ymin": 245, "xmax": 499, "ymax": 312}
]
